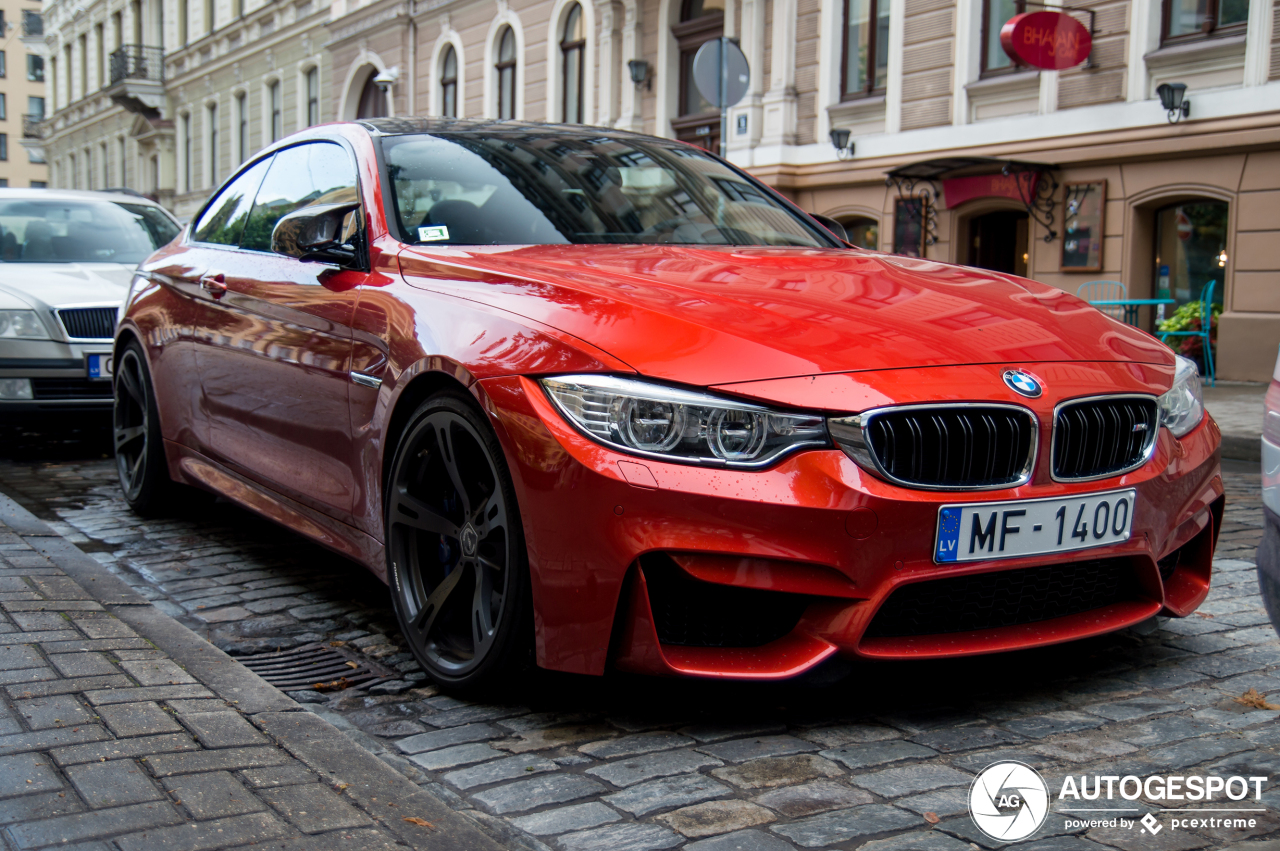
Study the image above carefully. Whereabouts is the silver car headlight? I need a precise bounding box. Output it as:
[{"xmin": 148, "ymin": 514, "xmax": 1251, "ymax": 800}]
[
  {"xmin": 541, "ymin": 375, "xmax": 830, "ymax": 468},
  {"xmin": 0, "ymin": 310, "xmax": 50, "ymax": 340},
  {"xmin": 1158, "ymin": 355, "xmax": 1204, "ymax": 438}
]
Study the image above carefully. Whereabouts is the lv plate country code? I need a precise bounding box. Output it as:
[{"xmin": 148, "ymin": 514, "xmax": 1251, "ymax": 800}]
[{"xmin": 935, "ymin": 489, "xmax": 1137, "ymax": 563}]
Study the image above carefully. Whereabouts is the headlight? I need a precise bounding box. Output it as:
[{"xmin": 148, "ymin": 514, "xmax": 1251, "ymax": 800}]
[
  {"xmin": 1158, "ymin": 355, "xmax": 1204, "ymax": 438},
  {"xmin": 0, "ymin": 310, "xmax": 50, "ymax": 340},
  {"xmin": 541, "ymin": 375, "xmax": 830, "ymax": 467}
]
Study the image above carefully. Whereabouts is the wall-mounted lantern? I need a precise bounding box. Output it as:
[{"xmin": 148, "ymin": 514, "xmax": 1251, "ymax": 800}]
[
  {"xmin": 1156, "ymin": 83, "xmax": 1190, "ymax": 123},
  {"xmin": 829, "ymin": 128, "xmax": 854, "ymax": 161}
]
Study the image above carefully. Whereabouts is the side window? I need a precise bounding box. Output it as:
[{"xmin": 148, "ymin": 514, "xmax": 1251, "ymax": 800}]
[
  {"xmin": 191, "ymin": 157, "xmax": 272, "ymax": 246},
  {"xmin": 240, "ymin": 143, "xmax": 359, "ymax": 253}
]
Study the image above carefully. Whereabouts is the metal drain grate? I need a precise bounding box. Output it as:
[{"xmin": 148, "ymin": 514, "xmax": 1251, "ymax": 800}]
[{"xmin": 235, "ymin": 643, "xmax": 393, "ymax": 692}]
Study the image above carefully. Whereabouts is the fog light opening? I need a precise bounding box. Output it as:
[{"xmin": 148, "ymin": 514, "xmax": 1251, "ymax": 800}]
[
  {"xmin": 0, "ymin": 378, "xmax": 33, "ymax": 400},
  {"xmin": 1158, "ymin": 549, "xmax": 1181, "ymax": 581}
]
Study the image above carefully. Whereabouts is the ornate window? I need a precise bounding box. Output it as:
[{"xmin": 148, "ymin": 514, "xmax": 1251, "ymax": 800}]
[
  {"xmin": 495, "ymin": 27, "xmax": 517, "ymax": 119},
  {"xmin": 842, "ymin": 0, "xmax": 889, "ymax": 99},
  {"xmin": 441, "ymin": 46, "xmax": 458, "ymax": 118},
  {"xmin": 561, "ymin": 4, "xmax": 585, "ymax": 123},
  {"xmin": 1162, "ymin": 0, "xmax": 1248, "ymax": 44}
]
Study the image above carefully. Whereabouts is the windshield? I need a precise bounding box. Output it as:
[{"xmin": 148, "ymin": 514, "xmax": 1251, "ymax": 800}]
[
  {"xmin": 382, "ymin": 132, "xmax": 836, "ymax": 248},
  {"xmin": 0, "ymin": 198, "xmax": 180, "ymax": 264}
]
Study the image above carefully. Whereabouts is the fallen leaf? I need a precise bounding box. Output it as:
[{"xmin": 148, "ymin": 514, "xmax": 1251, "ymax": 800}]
[
  {"xmin": 334, "ymin": 783, "xmax": 350, "ymax": 791},
  {"xmin": 345, "ymin": 661, "xmax": 359, "ymax": 669},
  {"xmin": 924, "ymin": 812, "xmax": 940, "ymax": 825},
  {"xmin": 313, "ymin": 677, "xmax": 351, "ymax": 692},
  {"xmin": 330, "ymin": 640, "xmax": 346, "ymax": 647},
  {"xmin": 1234, "ymin": 688, "xmax": 1280, "ymax": 711},
  {"xmin": 1195, "ymin": 612, "xmax": 1214, "ymax": 619},
  {"xmin": 404, "ymin": 818, "xmax": 435, "ymax": 830}
]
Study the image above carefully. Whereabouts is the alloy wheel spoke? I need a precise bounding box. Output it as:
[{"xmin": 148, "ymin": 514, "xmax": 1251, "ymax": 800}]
[
  {"xmin": 114, "ymin": 425, "xmax": 145, "ymax": 451},
  {"xmin": 471, "ymin": 562, "xmax": 496, "ymax": 654},
  {"xmin": 436, "ymin": 424, "xmax": 472, "ymax": 515},
  {"xmin": 119, "ymin": 362, "xmax": 145, "ymax": 408},
  {"xmin": 391, "ymin": 487, "xmax": 460, "ymax": 539},
  {"xmin": 471, "ymin": 489, "xmax": 506, "ymax": 538},
  {"xmin": 127, "ymin": 452, "xmax": 145, "ymax": 489},
  {"xmin": 412, "ymin": 563, "xmax": 466, "ymax": 637}
]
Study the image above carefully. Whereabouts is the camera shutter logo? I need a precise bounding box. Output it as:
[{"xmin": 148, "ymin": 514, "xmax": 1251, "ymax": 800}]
[{"xmin": 970, "ymin": 761, "xmax": 1050, "ymax": 842}]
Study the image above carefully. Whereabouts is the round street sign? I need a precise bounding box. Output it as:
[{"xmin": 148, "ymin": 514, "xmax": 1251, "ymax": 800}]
[
  {"xmin": 1000, "ymin": 11, "xmax": 1092, "ymax": 70},
  {"xmin": 693, "ymin": 38, "xmax": 750, "ymax": 109}
]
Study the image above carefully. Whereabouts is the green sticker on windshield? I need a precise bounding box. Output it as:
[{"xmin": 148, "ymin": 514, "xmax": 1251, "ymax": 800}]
[{"xmin": 418, "ymin": 225, "xmax": 450, "ymax": 242}]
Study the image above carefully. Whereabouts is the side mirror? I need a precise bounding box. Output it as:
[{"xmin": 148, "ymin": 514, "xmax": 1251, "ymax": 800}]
[
  {"xmin": 271, "ymin": 202, "xmax": 362, "ymax": 267},
  {"xmin": 810, "ymin": 214, "xmax": 850, "ymax": 244}
]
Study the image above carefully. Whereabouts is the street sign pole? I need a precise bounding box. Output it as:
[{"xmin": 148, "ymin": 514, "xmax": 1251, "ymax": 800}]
[{"xmin": 692, "ymin": 37, "xmax": 749, "ymax": 159}]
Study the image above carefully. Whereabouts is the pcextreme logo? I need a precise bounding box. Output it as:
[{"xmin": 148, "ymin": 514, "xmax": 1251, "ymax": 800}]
[{"xmin": 969, "ymin": 761, "xmax": 1270, "ymax": 844}]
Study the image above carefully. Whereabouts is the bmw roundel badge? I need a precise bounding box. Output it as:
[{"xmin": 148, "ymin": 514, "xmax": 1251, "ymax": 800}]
[{"xmin": 1003, "ymin": 369, "xmax": 1043, "ymax": 398}]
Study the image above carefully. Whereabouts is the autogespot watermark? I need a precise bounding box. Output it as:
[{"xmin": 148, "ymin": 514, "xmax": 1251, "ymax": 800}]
[{"xmin": 969, "ymin": 761, "xmax": 1270, "ymax": 844}]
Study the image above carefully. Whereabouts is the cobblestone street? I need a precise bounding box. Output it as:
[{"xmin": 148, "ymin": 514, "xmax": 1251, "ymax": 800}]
[{"xmin": 1, "ymin": 417, "xmax": 1278, "ymax": 851}]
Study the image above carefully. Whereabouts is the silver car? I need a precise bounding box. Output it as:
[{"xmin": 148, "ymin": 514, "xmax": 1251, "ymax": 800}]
[{"xmin": 0, "ymin": 189, "xmax": 180, "ymax": 412}]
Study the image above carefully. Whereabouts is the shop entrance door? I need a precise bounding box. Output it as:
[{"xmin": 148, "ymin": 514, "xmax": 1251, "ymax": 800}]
[
  {"xmin": 1154, "ymin": 201, "xmax": 1227, "ymax": 311},
  {"xmin": 966, "ymin": 209, "xmax": 1029, "ymax": 277}
]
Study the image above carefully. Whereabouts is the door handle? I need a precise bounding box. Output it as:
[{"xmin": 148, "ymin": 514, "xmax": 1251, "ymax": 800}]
[{"xmin": 200, "ymin": 273, "xmax": 227, "ymax": 299}]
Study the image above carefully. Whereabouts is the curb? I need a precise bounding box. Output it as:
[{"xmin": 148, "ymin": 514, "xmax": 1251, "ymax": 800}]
[{"xmin": 0, "ymin": 489, "xmax": 505, "ymax": 851}]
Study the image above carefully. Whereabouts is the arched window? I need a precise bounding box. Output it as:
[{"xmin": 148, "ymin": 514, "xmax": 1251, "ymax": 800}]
[
  {"xmin": 838, "ymin": 215, "xmax": 879, "ymax": 250},
  {"xmin": 441, "ymin": 46, "xmax": 458, "ymax": 118},
  {"xmin": 495, "ymin": 27, "xmax": 517, "ymax": 120},
  {"xmin": 672, "ymin": 0, "xmax": 724, "ymax": 150},
  {"xmin": 356, "ymin": 70, "xmax": 388, "ymax": 119},
  {"xmin": 561, "ymin": 4, "xmax": 585, "ymax": 123}
]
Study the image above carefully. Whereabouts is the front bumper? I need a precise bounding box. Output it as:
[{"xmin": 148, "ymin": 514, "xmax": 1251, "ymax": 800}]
[
  {"xmin": 481, "ymin": 371, "xmax": 1223, "ymax": 680},
  {"xmin": 0, "ymin": 339, "xmax": 114, "ymax": 412}
]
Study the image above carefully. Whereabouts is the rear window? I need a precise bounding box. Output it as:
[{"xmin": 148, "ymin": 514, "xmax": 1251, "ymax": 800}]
[{"xmin": 0, "ymin": 198, "xmax": 179, "ymax": 263}]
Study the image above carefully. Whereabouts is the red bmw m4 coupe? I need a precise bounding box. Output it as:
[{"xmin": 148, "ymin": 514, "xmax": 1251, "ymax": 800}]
[{"xmin": 114, "ymin": 119, "xmax": 1222, "ymax": 691}]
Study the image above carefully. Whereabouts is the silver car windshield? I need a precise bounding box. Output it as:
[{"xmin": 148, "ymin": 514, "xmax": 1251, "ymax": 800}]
[
  {"xmin": 382, "ymin": 132, "xmax": 836, "ymax": 248},
  {"xmin": 0, "ymin": 199, "xmax": 180, "ymax": 264}
]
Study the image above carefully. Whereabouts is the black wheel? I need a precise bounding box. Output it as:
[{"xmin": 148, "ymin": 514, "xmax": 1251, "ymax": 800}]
[
  {"xmin": 386, "ymin": 393, "xmax": 531, "ymax": 692},
  {"xmin": 113, "ymin": 341, "xmax": 175, "ymax": 514}
]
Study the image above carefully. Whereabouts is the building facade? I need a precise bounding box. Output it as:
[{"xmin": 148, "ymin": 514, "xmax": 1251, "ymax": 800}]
[
  {"xmin": 40, "ymin": 0, "xmax": 329, "ymax": 216},
  {"xmin": 4, "ymin": 0, "xmax": 47, "ymax": 186},
  {"xmin": 42, "ymin": 0, "xmax": 1280, "ymax": 378}
]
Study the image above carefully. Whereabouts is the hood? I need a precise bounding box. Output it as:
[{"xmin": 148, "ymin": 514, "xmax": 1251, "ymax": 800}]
[
  {"xmin": 0, "ymin": 263, "xmax": 136, "ymax": 310},
  {"xmin": 398, "ymin": 244, "xmax": 1173, "ymax": 387}
]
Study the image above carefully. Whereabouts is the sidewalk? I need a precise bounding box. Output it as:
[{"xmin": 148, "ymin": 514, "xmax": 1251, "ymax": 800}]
[
  {"xmin": 0, "ymin": 492, "xmax": 502, "ymax": 851},
  {"xmin": 1204, "ymin": 382, "xmax": 1268, "ymax": 462}
]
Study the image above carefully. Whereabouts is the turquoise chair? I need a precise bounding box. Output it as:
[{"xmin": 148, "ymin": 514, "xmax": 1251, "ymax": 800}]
[
  {"xmin": 1158, "ymin": 279, "xmax": 1216, "ymax": 386},
  {"xmin": 1077, "ymin": 280, "xmax": 1128, "ymax": 323}
]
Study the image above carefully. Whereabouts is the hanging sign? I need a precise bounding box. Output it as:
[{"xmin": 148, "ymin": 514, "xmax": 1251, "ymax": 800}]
[
  {"xmin": 941, "ymin": 172, "xmax": 1039, "ymax": 210},
  {"xmin": 1000, "ymin": 11, "xmax": 1093, "ymax": 70}
]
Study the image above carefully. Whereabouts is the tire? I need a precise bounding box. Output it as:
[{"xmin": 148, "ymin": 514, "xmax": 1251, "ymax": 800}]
[
  {"xmin": 113, "ymin": 340, "xmax": 176, "ymax": 515},
  {"xmin": 385, "ymin": 392, "xmax": 532, "ymax": 693}
]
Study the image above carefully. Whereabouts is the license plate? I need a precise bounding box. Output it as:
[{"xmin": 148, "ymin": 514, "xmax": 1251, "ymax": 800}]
[
  {"xmin": 87, "ymin": 354, "xmax": 113, "ymax": 381},
  {"xmin": 934, "ymin": 489, "xmax": 1136, "ymax": 563}
]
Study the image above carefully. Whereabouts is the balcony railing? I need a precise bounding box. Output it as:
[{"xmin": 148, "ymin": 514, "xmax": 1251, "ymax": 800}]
[
  {"xmin": 22, "ymin": 115, "xmax": 44, "ymax": 140},
  {"xmin": 109, "ymin": 45, "xmax": 165, "ymax": 86}
]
